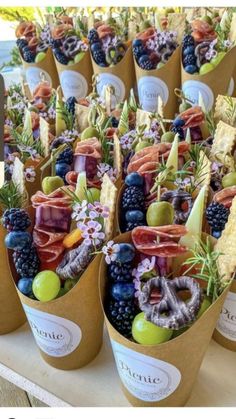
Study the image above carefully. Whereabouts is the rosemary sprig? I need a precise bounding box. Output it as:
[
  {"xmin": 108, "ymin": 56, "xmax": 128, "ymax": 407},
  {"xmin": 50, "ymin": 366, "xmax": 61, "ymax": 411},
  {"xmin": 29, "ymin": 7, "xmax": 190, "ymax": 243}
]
[
  {"xmin": 56, "ymin": 103, "xmax": 74, "ymax": 131},
  {"xmin": 182, "ymin": 237, "xmax": 230, "ymax": 302},
  {"xmin": 205, "ymin": 109, "xmax": 216, "ymax": 137},
  {"xmin": 0, "ymin": 181, "xmax": 23, "ymax": 211},
  {"xmin": 224, "ymin": 96, "xmax": 236, "ymax": 126}
]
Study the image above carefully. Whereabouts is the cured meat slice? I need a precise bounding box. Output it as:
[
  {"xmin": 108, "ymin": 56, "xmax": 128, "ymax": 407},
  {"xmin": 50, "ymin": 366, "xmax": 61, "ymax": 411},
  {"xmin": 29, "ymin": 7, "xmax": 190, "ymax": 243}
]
[
  {"xmin": 74, "ymin": 138, "xmax": 102, "ymax": 160},
  {"xmin": 179, "ymin": 106, "xmax": 205, "ymax": 129},
  {"xmin": 31, "ymin": 187, "xmax": 72, "ymax": 208},
  {"xmin": 132, "ymin": 225, "xmax": 188, "ymax": 257},
  {"xmin": 213, "ymin": 186, "xmax": 236, "ymax": 208},
  {"xmin": 65, "ymin": 171, "xmax": 101, "ymax": 189},
  {"xmin": 33, "ymin": 227, "xmax": 66, "ymax": 264}
]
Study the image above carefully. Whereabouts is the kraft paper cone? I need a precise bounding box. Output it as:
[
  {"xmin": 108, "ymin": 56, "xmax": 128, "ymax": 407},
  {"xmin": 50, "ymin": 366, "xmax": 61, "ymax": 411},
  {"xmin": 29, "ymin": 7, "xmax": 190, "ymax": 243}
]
[
  {"xmin": 24, "ymin": 157, "xmax": 50, "ymax": 199},
  {"xmin": 181, "ymin": 46, "xmax": 236, "ymax": 112},
  {"xmin": 7, "ymin": 208, "xmax": 104, "ymax": 370},
  {"xmin": 0, "ymin": 224, "xmax": 26, "ymax": 335},
  {"xmin": 99, "ymin": 232, "xmax": 229, "ymax": 407},
  {"xmin": 91, "ymin": 47, "xmax": 135, "ymax": 104},
  {"xmin": 22, "ymin": 48, "xmax": 59, "ymax": 94},
  {"xmin": 134, "ymin": 47, "xmax": 181, "ymax": 119},
  {"xmin": 213, "ymin": 280, "xmax": 236, "ymax": 351},
  {"xmin": 55, "ymin": 52, "xmax": 93, "ymax": 101}
]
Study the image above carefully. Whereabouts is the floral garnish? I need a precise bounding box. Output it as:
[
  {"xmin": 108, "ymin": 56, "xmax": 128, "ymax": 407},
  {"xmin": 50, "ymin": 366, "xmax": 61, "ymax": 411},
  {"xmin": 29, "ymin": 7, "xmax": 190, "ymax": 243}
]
[
  {"xmin": 97, "ymin": 163, "xmax": 117, "ymax": 182},
  {"xmin": 72, "ymin": 200, "xmax": 88, "ymax": 222},
  {"xmin": 78, "ymin": 220, "xmax": 105, "ymax": 247},
  {"xmin": 132, "ymin": 257, "xmax": 157, "ymax": 297},
  {"xmin": 88, "ymin": 201, "xmax": 109, "ymax": 219},
  {"xmin": 24, "ymin": 166, "xmax": 36, "ymax": 182},
  {"xmin": 102, "ymin": 240, "xmax": 120, "ymax": 264}
]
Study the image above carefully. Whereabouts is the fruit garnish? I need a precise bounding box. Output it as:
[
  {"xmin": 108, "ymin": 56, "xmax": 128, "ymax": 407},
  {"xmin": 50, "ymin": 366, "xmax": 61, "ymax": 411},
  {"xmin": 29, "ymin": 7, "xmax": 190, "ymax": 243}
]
[
  {"xmin": 165, "ymin": 134, "xmax": 179, "ymax": 173},
  {"xmin": 146, "ymin": 201, "xmax": 174, "ymax": 227},
  {"xmin": 132, "ymin": 312, "xmax": 173, "ymax": 345},
  {"xmin": 32, "ymin": 270, "xmax": 61, "ymax": 302},
  {"xmin": 63, "ymin": 228, "xmax": 82, "ymax": 249},
  {"xmin": 55, "ymin": 90, "xmax": 67, "ymax": 136}
]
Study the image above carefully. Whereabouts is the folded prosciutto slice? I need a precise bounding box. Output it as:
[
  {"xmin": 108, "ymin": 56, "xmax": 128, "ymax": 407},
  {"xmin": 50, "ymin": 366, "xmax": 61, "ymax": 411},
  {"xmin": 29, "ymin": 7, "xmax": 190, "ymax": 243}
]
[
  {"xmin": 31, "ymin": 187, "xmax": 72, "ymax": 232},
  {"xmin": 127, "ymin": 142, "xmax": 189, "ymax": 175},
  {"xmin": 74, "ymin": 138, "xmax": 102, "ymax": 159},
  {"xmin": 132, "ymin": 225, "xmax": 188, "ymax": 257},
  {"xmin": 179, "ymin": 106, "xmax": 205, "ymax": 130}
]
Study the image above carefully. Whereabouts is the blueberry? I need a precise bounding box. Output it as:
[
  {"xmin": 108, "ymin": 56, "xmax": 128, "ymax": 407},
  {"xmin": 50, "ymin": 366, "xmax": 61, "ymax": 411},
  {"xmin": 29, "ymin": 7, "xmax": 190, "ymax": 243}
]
[
  {"xmin": 133, "ymin": 39, "xmax": 143, "ymax": 48},
  {"xmin": 125, "ymin": 172, "xmax": 144, "ymax": 187},
  {"xmin": 17, "ymin": 277, "xmax": 33, "ymax": 296},
  {"xmin": 91, "ymin": 42, "xmax": 102, "ymax": 52},
  {"xmin": 212, "ymin": 230, "xmax": 222, "ymax": 239},
  {"xmin": 183, "ymin": 46, "xmax": 195, "ymax": 56},
  {"xmin": 116, "ymin": 243, "xmax": 135, "ymax": 263},
  {"xmin": 110, "ymin": 282, "xmax": 135, "ymax": 301},
  {"xmin": 5, "ymin": 231, "xmax": 32, "ymax": 250},
  {"xmin": 173, "ymin": 118, "xmax": 185, "ymax": 128},
  {"xmin": 55, "ymin": 162, "xmax": 71, "ymax": 178},
  {"xmin": 184, "ymin": 64, "xmax": 198, "ymax": 74},
  {"xmin": 125, "ymin": 210, "xmax": 144, "ymax": 223}
]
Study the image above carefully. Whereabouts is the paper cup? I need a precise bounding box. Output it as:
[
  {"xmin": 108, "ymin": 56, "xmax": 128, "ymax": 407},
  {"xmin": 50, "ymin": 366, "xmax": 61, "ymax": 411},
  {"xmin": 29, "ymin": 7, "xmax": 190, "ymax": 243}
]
[
  {"xmin": 55, "ymin": 51, "xmax": 93, "ymax": 101},
  {"xmin": 91, "ymin": 47, "xmax": 135, "ymax": 104},
  {"xmin": 8, "ymin": 208, "xmax": 104, "ymax": 370},
  {"xmin": 0, "ymin": 224, "xmax": 26, "ymax": 335},
  {"xmin": 22, "ymin": 48, "xmax": 59, "ymax": 94},
  {"xmin": 24, "ymin": 157, "xmax": 50, "ymax": 200},
  {"xmin": 134, "ymin": 47, "xmax": 181, "ymax": 119},
  {"xmin": 181, "ymin": 46, "xmax": 236, "ymax": 112},
  {"xmin": 213, "ymin": 280, "xmax": 236, "ymax": 351},
  {"xmin": 99, "ymin": 231, "xmax": 229, "ymax": 407}
]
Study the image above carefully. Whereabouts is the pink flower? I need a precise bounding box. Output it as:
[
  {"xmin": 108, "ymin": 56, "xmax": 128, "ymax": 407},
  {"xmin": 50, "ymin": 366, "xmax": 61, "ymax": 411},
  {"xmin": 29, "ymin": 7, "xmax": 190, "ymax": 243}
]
[
  {"xmin": 88, "ymin": 201, "xmax": 109, "ymax": 219},
  {"xmin": 102, "ymin": 240, "xmax": 120, "ymax": 264},
  {"xmin": 97, "ymin": 163, "xmax": 117, "ymax": 182},
  {"xmin": 78, "ymin": 220, "xmax": 105, "ymax": 246},
  {"xmin": 132, "ymin": 257, "xmax": 156, "ymax": 297}
]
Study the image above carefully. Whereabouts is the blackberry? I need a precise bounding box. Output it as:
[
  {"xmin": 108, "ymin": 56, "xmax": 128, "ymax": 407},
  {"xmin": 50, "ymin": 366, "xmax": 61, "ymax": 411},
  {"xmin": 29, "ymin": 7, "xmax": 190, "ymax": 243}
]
[
  {"xmin": 16, "ymin": 38, "xmax": 28, "ymax": 50},
  {"xmin": 2, "ymin": 208, "xmax": 31, "ymax": 232},
  {"xmin": 182, "ymin": 34, "xmax": 195, "ymax": 48},
  {"xmin": 106, "ymin": 299, "xmax": 136, "ymax": 337},
  {"xmin": 206, "ymin": 202, "xmax": 229, "ymax": 232},
  {"xmin": 122, "ymin": 186, "xmax": 144, "ymax": 211},
  {"xmin": 66, "ymin": 96, "xmax": 77, "ymax": 115},
  {"xmin": 51, "ymin": 39, "xmax": 62, "ymax": 49},
  {"xmin": 54, "ymin": 49, "xmax": 68, "ymax": 65},
  {"xmin": 22, "ymin": 48, "xmax": 35, "ymax": 63},
  {"xmin": 92, "ymin": 49, "xmax": 107, "ymax": 65},
  {"xmin": 88, "ymin": 28, "xmax": 99, "ymax": 44},
  {"xmin": 138, "ymin": 55, "xmax": 153, "ymax": 70},
  {"xmin": 13, "ymin": 244, "xmax": 40, "ymax": 278},
  {"xmin": 183, "ymin": 54, "xmax": 196, "ymax": 66},
  {"xmin": 125, "ymin": 220, "xmax": 144, "ymax": 231},
  {"xmin": 108, "ymin": 261, "xmax": 133, "ymax": 282},
  {"xmin": 56, "ymin": 146, "xmax": 74, "ymax": 165}
]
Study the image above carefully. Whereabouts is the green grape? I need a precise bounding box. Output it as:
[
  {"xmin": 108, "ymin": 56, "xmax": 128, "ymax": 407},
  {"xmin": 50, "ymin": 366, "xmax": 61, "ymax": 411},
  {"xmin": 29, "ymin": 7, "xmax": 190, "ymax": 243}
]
[{"xmin": 32, "ymin": 270, "xmax": 61, "ymax": 302}]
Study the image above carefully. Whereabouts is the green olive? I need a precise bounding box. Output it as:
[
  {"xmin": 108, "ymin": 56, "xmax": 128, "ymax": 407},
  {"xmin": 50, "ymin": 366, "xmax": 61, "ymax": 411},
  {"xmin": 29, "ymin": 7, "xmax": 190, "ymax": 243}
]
[
  {"xmin": 202, "ymin": 15, "xmax": 213, "ymax": 25},
  {"xmin": 146, "ymin": 201, "xmax": 174, "ymax": 226},
  {"xmin": 179, "ymin": 101, "xmax": 192, "ymax": 113},
  {"xmin": 222, "ymin": 172, "xmax": 236, "ymax": 188},
  {"xmin": 81, "ymin": 126, "xmax": 100, "ymax": 140},
  {"xmin": 135, "ymin": 141, "xmax": 151, "ymax": 152},
  {"xmin": 161, "ymin": 131, "xmax": 175, "ymax": 143}
]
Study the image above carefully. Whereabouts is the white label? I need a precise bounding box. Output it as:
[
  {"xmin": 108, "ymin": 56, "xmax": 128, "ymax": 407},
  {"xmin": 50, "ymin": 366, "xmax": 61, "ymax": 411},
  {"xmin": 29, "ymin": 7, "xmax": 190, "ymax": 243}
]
[
  {"xmin": 138, "ymin": 76, "xmax": 169, "ymax": 113},
  {"xmin": 25, "ymin": 67, "xmax": 52, "ymax": 94},
  {"xmin": 228, "ymin": 77, "xmax": 235, "ymax": 96},
  {"xmin": 110, "ymin": 340, "xmax": 181, "ymax": 402},
  {"xmin": 23, "ymin": 305, "xmax": 82, "ymax": 357},
  {"xmin": 96, "ymin": 73, "xmax": 126, "ymax": 106},
  {"xmin": 60, "ymin": 70, "xmax": 88, "ymax": 100},
  {"xmin": 182, "ymin": 80, "xmax": 214, "ymax": 112},
  {"xmin": 216, "ymin": 291, "xmax": 236, "ymax": 341}
]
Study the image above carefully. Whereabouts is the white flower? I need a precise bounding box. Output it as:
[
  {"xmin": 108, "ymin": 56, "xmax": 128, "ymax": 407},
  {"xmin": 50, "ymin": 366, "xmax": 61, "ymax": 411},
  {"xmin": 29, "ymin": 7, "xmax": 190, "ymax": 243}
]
[
  {"xmin": 88, "ymin": 201, "xmax": 109, "ymax": 219},
  {"xmin": 132, "ymin": 257, "xmax": 156, "ymax": 297},
  {"xmin": 97, "ymin": 163, "xmax": 117, "ymax": 182},
  {"xmin": 224, "ymin": 39, "xmax": 233, "ymax": 49},
  {"xmin": 102, "ymin": 240, "xmax": 120, "ymax": 264},
  {"xmin": 78, "ymin": 220, "xmax": 105, "ymax": 246},
  {"xmin": 72, "ymin": 200, "xmax": 88, "ymax": 222},
  {"xmin": 24, "ymin": 166, "xmax": 36, "ymax": 182}
]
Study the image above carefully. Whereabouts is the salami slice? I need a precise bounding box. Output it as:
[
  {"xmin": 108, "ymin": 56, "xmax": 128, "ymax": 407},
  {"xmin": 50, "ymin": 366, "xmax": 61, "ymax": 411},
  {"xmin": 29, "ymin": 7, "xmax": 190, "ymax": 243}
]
[
  {"xmin": 33, "ymin": 227, "xmax": 66, "ymax": 263},
  {"xmin": 179, "ymin": 106, "xmax": 205, "ymax": 129},
  {"xmin": 74, "ymin": 137, "xmax": 102, "ymax": 159},
  {"xmin": 31, "ymin": 187, "xmax": 72, "ymax": 208},
  {"xmin": 132, "ymin": 225, "xmax": 188, "ymax": 257},
  {"xmin": 213, "ymin": 186, "xmax": 236, "ymax": 208}
]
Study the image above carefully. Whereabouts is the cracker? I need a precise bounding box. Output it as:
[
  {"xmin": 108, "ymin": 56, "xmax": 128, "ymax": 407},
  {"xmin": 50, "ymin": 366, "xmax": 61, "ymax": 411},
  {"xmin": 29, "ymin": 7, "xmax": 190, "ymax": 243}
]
[
  {"xmin": 12, "ymin": 157, "xmax": 26, "ymax": 197},
  {"xmin": 215, "ymin": 195, "xmax": 236, "ymax": 280},
  {"xmin": 229, "ymin": 12, "xmax": 236, "ymax": 42},
  {"xmin": 210, "ymin": 120, "xmax": 236, "ymax": 170},
  {"xmin": 136, "ymin": 108, "xmax": 151, "ymax": 130},
  {"xmin": 40, "ymin": 117, "xmax": 50, "ymax": 157},
  {"xmin": 214, "ymin": 95, "xmax": 236, "ymax": 127},
  {"xmin": 100, "ymin": 173, "xmax": 117, "ymax": 240},
  {"xmin": 75, "ymin": 103, "xmax": 90, "ymax": 132},
  {"xmin": 167, "ymin": 13, "xmax": 187, "ymax": 44},
  {"xmin": 113, "ymin": 133, "xmax": 123, "ymax": 178}
]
